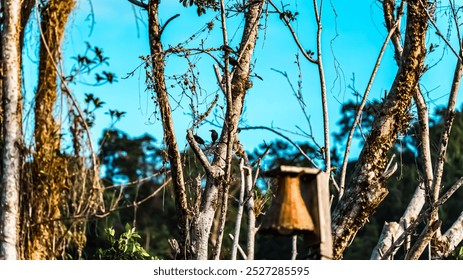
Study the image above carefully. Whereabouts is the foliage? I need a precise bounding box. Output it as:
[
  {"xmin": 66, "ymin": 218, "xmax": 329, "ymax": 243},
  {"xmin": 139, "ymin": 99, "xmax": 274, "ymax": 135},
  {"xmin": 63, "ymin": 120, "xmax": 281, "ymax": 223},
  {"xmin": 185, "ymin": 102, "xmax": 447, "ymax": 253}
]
[
  {"xmin": 95, "ymin": 224, "xmax": 156, "ymax": 260},
  {"xmin": 84, "ymin": 129, "xmax": 178, "ymax": 260},
  {"xmin": 451, "ymin": 246, "xmax": 463, "ymax": 260}
]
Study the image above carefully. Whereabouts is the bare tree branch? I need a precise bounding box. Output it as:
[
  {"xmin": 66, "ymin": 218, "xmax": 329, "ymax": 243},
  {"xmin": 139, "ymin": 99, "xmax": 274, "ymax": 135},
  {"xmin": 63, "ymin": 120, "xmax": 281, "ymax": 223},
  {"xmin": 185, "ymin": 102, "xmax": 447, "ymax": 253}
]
[
  {"xmin": 410, "ymin": 42, "xmax": 463, "ymax": 260},
  {"xmin": 267, "ymin": 0, "xmax": 317, "ymax": 64},
  {"xmin": 228, "ymin": 234, "xmax": 247, "ymax": 260},
  {"xmin": 128, "ymin": 0, "xmax": 148, "ymax": 10},
  {"xmin": 230, "ymin": 159, "xmax": 247, "ymax": 260},
  {"xmin": 379, "ymin": 175, "xmax": 463, "ymax": 260},
  {"xmin": 159, "ymin": 13, "xmax": 180, "ymax": 39},
  {"xmin": 418, "ymin": 0, "xmax": 463, "ymax": 62},
  {"xmin": 406, "ymin": 220, "xmax": 441, "ymax": 260},
  {"xmin": 441, "ymin": 211, "xmax": 463, "ymax": 258},
  {"xmin": 240, "ymin": 126, "xmax": 319, "ymax": 168},
  {"xmin": 312, "ymin": 0, "xmax": 331, "ymax": 173},
  {"xmin": 211, "ymin": 0, "xmax": 234, "ymax": 260}
]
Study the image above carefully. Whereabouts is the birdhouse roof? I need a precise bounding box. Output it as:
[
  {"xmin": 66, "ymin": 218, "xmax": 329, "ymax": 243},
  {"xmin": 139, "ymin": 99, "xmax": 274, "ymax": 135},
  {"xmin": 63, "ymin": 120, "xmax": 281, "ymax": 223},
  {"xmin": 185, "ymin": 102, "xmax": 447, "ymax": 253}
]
[{"xmin": 264, "ymin": 165, "xmax": 321, "ymax": 177}]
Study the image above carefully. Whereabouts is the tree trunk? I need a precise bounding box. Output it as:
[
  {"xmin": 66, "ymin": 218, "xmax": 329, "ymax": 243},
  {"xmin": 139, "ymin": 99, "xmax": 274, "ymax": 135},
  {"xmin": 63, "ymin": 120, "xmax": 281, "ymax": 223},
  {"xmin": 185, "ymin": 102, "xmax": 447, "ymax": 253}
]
[
  {"xmin": 191, "ymin": 0, "xmax": 264, "ymax": 259},
  {"xmin": 0, "ymin": 0, "xmax": 22, "ymax": 260},
  {"xmin": 27, "ymin": 0, "xmax": 76, "ymax": 260},
  {"xmin": 331, "ymin": 0, "xmax": 429, "ymax": 259},
  {"xmin": 147, "ymin": 0, "xmax": 190, "ymax": 258}
]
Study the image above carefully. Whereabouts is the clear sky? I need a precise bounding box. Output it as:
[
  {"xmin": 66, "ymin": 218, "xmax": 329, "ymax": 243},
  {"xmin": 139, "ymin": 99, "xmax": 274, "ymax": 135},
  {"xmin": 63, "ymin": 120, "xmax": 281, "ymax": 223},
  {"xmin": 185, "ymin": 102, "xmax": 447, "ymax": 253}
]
[{"xmin": 24, "ymin": 0, "xmax": 461, "ymax": 164}]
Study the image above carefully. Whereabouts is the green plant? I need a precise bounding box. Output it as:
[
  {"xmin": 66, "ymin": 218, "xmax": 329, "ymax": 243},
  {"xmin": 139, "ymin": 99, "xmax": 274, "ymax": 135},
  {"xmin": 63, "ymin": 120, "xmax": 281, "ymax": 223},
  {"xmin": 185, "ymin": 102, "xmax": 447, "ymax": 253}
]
[
  {"xmin": 95, "ymin": 224, "xmax": 156, "ymax": 260},
  {"xmin": 451, "ymin": 246, "xmax": 463, "ymax": 260}
]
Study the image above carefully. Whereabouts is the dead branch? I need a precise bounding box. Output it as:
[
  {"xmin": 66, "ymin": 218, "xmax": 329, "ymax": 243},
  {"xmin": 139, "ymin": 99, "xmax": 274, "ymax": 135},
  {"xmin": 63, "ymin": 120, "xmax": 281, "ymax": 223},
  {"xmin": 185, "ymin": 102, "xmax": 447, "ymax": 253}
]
[
  {"xmin": 159, "ymin": 14, "xmax": 180, "ymax": 39},
  {"xmin": 441, "ymin": 211, "xmax": 463, "ymax": 258},
  {"xmin": 379, "ymin": 175, "xmax": 463, "ymax": 259},
  {"xmin": 371, "ymin": 222, "xmax": 399, "ymax": 260}
]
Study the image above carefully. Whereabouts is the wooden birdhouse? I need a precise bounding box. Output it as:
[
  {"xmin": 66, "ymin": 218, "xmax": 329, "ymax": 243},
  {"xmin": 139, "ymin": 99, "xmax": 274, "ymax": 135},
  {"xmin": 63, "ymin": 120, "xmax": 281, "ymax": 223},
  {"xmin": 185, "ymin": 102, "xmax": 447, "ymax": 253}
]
[{"xmin": 261, "ymin": 165, "xmax": 333, "ymax": 259}]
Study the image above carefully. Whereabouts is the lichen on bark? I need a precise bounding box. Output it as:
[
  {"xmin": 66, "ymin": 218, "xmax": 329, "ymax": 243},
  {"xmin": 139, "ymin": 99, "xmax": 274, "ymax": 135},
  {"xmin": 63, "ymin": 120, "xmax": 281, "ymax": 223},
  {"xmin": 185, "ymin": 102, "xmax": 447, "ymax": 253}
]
[{"xmin": 331, "ymin": 0, "xmax": 430, "ymax": 259}]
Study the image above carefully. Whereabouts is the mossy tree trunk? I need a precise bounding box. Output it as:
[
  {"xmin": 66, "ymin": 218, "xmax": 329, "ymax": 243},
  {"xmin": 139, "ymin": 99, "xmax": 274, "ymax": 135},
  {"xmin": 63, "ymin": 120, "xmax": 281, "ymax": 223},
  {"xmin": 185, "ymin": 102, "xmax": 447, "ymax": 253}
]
[
  {"xmin": 331, "ymin": 0, "xmax": 430, "ymax": 259},
  {"xmin": 24, "ymin": 0, "xmax": 76, "ymax": 260}
]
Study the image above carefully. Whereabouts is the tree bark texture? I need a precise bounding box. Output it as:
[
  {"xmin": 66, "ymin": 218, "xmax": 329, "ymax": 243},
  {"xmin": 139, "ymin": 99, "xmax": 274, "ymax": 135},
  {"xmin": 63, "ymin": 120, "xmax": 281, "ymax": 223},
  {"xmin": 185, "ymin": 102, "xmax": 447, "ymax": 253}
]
[
  {"xmin": 331, "ymin": 0, "xmax": 429, "ymax": 259},
  {"xmin": 370, "ymin": 0, "xmax": 433, "ymax": 260},
  {"xmin": 23, "ymin": 0, "xmax": 76, "ymax": 260},
  {"xmin": 147, "ymin": 0, "xmax": 190, "ymax": 259},
  {"xmin": 0, "ymin": 0, "xmax": 22, "ymax": 260}
]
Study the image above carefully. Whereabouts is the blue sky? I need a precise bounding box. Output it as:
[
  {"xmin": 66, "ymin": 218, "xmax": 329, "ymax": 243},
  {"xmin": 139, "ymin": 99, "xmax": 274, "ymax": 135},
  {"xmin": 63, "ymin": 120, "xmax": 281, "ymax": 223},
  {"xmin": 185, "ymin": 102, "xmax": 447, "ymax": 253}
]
[{"xmin": 23, "ymin": 0, "xmax": 462, "ymax": 164}]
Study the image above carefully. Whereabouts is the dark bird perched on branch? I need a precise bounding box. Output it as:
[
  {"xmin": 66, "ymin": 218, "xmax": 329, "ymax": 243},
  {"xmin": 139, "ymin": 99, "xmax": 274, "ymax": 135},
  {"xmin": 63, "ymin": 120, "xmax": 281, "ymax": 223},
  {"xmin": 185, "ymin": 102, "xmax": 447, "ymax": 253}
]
[
  {"xmin": 221, "ymin": 45, "xmax": 235, "ymax": 53},
  {"xmin": 210, "ymin": 129, "xmax": 218, "ymax": 144},
  {"xmin": 193, "ymin": 134, "xmax": 205, "ymax": 146},
  {"xmin": 228, "ymin": 56, "xmax": 243, "ymax": 71}
]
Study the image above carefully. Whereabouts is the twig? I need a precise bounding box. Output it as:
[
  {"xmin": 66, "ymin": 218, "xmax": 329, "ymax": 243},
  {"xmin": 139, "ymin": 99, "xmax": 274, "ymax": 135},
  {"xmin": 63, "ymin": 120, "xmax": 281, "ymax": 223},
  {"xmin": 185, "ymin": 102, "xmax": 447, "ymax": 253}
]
[
  {"xmin": 438, "ymin": 176, "xmax": 463, "ymax": 206},
  {"xmin": 104, "ymin": 170, "xmax": 168, "ymax": 190},
  {"xmin": 228, "ymin": 234, "xmax": 247, "ymax": 260},
  {"xmin": 159, "ymin": 14, "xmax": 180, "ymax": 39},
  {"xmin": 267, "ymin": 0, "xmax": 317, "ymax": 64},
  {"xmin": 94, "ymin": 178, "xmax": 172, "ymax": 218},
  {"xmin": 240, "ymin": 126, "xmax": 319, "ymax": 168},
  {"xmin": 193, "ymin": 94, "xmax": 219, "ymax": 127},
  {"xmin": 128, "ymin": 0, "xmax": 148, "ymax": 10},
  {"xmin": 312, "ymin": 0, "xmax": 331, "ymax": 174},
  {"xmin": 418, "ymin": 0, "xmax": 463, "ymax": 62}
]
